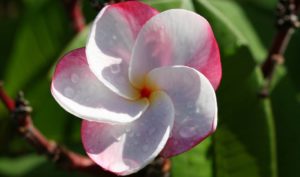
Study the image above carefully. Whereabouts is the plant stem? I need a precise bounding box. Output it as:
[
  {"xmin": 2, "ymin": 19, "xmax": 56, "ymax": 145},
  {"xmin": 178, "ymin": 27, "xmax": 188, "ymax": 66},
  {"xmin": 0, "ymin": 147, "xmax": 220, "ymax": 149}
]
[
  {"xmin": 64, "ymin": 0, "xmax": 85, "ymax": 33},
  {"xmin": 260, "ymin": 0, "xmax": 300, "ymax": 97},
  {"xmin": 0, "ymin": 82, "xmax": 170, "ymax": 177}
]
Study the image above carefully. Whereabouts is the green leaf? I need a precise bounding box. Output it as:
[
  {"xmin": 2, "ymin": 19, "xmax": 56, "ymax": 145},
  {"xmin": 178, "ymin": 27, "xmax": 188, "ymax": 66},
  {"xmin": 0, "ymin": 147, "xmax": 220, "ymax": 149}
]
[
  {"xmin": 0, "ymin": 154, "xmax": 45, "ymax": 176},
  {"xmin": 270, "ymin": 31, "xmax": 300, "ymax": 177},
  {"xmin": 271, "ymin": 73, "xmax": 300, "ymax": 177},
  {"xmin": 0, "ymin": 0, "xmax": 80, "ymax": 153},
  {"xmin": 0, "ymin": 154, "xmax": 90, "ymax": 177},
  {"xmin": 235, "ymin": 0, "xmax": 276, "ymax": 11},
  {"xmin": 193, "ymin": 0, "xmax": 268, "ymax": 62},
  {"xmin": 143, "ymin": 0, "xmax": 183, "ymax": 11},
  {"xmin": 215, "ymin": 46, "xmax": 277, "ymax": 177},
  {"xmin": 172, "ymin": 138, "xmax": 213, "ymax": 177},
  {"xmin": 3, "ymin": 0, "xmax": 72, "ymax": 95}
]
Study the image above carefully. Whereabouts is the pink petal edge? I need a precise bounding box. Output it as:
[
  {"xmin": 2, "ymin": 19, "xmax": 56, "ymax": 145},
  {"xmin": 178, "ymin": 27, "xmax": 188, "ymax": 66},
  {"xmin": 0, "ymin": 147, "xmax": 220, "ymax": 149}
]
[
  {"xmin": 85, "ymin": 1, "xmax": 159, "ymax": 99},
  {"xmin": 81, "ymin": 91, "xmax": 174, "ymax": 175},
  {"xmin": 129, "ymin": 9, "xmax": 222, "ymax": 90}
]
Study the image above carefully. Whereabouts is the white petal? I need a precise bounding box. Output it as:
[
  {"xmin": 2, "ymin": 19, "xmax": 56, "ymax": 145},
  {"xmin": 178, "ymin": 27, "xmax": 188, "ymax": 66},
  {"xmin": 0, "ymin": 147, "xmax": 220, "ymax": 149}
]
[
  {"xmin": 86, "ymin": 2, "xmax": 158, "ymax": 99},
  {"xmin": 51, "ymin": 48, "xmax": 148, "ymax": 124},
  {"xmin": 81, "ymin": 91, "xmax": 174, "ymax": 175},
  {"xmin": 129, "ymin": 9, "xmax": 221, "ymax": 89},
  {"xmin": 146, "ymin": 66, "xmax": 217, "ymax": 157}
]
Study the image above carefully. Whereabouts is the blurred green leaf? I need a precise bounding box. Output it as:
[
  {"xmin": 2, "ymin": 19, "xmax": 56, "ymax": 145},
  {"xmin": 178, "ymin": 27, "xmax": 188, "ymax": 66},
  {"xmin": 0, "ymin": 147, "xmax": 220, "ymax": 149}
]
[
  {"xmin": 172, "ymin": 138, "xmax": 213, "ymax": 177},
  {"xmin": 271, "ymin": 73, "xmax": 300, "ymax": 177},
  {"xmin": 215, "ymin": 46, "xmax": 277, "ymax": 177},
  {"xmin": 3, "ymin": 0, "xmax": 72, "ymax": 95},
  {"xmin": 236, "ymin": 0, "xmax": 276, "ymax": 11},
  {"xmin": 0, "ymin": 0, "xmax": 82, "ymax": 155},
  {"xmin": 0, "ymin": 154, "xmax": 45, "ymax": 176},
  {"xmin": 192, "ymin": 1, "xmax": 277, "ymax": 177},
  {"xmin": 270, "ymin": 31, "xmax": 300, "ymax": 177},
  {"xmin": 143, "ymin": 0, "xmax": 183, "ymax": 11},
  {"xmin": 193, "ymin": 0, "xmax": 268, "ymax": 62},
  {"xmin": 0, "ymin": 154, "xmax": 91, "ymax": 177}
]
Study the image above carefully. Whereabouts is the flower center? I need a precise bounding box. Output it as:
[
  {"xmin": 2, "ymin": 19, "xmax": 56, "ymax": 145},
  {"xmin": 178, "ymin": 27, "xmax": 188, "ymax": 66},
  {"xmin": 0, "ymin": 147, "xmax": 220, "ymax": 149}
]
[{"xmin": 140, "ymin": 87, "xmax": 152, "ymax": 98}]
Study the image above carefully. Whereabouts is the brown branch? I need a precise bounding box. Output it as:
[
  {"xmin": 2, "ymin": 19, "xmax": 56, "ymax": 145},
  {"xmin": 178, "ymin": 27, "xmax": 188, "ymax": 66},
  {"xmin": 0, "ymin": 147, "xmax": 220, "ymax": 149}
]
[
  {"xmin": 0, "ymin": 82, "xmax": 15, "ymax": 111},
  {"xmin": 63, "ymin": 0, "xmax": 85, "ymax": 33},
  {"xmin": 260, "ymin": 0, "xmax": 300, "ymax": 97},
  {"xmin": 0, "ymin": 82, "xmax": 171, "ymax": 177}
]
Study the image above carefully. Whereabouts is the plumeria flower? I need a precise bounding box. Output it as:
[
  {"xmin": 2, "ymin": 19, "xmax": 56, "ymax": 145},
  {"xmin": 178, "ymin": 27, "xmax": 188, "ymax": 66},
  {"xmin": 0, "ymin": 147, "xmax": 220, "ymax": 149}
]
[{"xmin": 51, "ymin": 1, "xmax": 221, "ymax": 176}]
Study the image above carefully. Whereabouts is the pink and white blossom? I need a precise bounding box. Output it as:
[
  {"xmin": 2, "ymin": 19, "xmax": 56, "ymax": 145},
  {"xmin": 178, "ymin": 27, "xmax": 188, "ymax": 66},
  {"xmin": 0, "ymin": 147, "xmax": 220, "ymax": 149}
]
[{"xmin": 51, "ymin": 1, "xmax": 221, "ymax": 175}]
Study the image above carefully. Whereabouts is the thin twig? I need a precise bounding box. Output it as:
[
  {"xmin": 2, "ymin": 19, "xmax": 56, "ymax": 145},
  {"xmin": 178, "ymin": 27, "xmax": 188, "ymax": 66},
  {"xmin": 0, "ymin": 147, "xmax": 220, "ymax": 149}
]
[
  {"xmin": 0, "ymin": 82, "xmax": 15, "ymax": 111},
  {"xmin": 63, "ymin": 0, "xmax": 85, "ymax": 33},
  {"xmin": 260, "ymin": 0, "xmax": 300, "ymax": 97},
  {"xmin": 0, "ymin": 82, "xmax": 171, "ymax": 176}
]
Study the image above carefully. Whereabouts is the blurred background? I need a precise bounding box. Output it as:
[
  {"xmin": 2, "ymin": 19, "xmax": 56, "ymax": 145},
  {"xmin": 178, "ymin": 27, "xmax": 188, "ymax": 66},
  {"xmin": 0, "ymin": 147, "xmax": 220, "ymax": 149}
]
[{"xmin": 0, "ymin": 0, "xmax": 299, "ymax": 177}]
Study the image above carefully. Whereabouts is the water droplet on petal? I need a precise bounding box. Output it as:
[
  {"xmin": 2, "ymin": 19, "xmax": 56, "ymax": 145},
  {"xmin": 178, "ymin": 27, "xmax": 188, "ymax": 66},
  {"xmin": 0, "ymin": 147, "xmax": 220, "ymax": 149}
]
[
  {"xmin": 179, "ymin": 125, "xmax": 199, "ymax": 138},
  {"xmin": 64, "ymin": 87, "xmax": 74, "ymax": 98},
  {"xmin": 71, "ymin": 73, "xmax": 79, "ymax": 83},
  {"xmin": 178, "ymin": 119, "xmax": 202, "ymax": 139},
  {"xmin": 111, "ymin": 131, "xmax": 122, "ymax": 142},
  {"xmin": 116, "ymin": 136, "xmax": 121, "ymax": 141},
  {"xmin": 110, "ymin": 65, "xmax": 121, "ymax": 74},
  {"xmin": 112, "ymin": 35, "xmax": 117, "ymax": 40}
]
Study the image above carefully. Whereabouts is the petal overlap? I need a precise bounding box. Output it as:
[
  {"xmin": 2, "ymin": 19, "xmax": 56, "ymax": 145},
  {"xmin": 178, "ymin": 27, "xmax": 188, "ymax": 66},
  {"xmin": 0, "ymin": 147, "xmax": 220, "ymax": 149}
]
[
  {"xmin": 51, "ymin": 48, "xmax": 149, "ymax": 124},
  {"xmin": 129, "ymin": 9, "xmax": 221, "ymax": 89},
  {"xmin": 81, "ymin": 91, "xmax": 174, "ymax": 175},
  {"xmin": 86, "ymin": 2, "xmax": 159, "ymax": 99},
  {"xmin": 146, "ymin": 66, "xmax": 217, "ymax": 157}
]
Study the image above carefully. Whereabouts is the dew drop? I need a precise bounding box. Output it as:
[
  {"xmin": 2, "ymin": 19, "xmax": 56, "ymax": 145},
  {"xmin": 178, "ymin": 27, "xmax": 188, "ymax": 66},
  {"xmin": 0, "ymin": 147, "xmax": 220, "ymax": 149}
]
[
  {"xmin": 116, "ymin": 136, "xmax": 122, "ymax": 141},
  {"xmin": 64, "ymin": 87, "xmax": 74, "ymax": 98},
  {"xmin": 178, "ymin": 119, "xmax": 201, "ymax": 139},
  {"xmin": 179, "ymin": 126, "xmax": 198, "ymax": 138},
  {"xmin": 110, "ymin": 65, "xmax": 121, "ymax": 74},
  {"xmin": 142, "ymin": 145, "xmax": 149, "ymax": 152},
  {"xmin": 112, "ymin": 35, "xmax": 117, "ymax": 40},
  {"xmin": 71, "ymin": 73, "xmax": 79, "ymax": 83},
  {"xmin": 112, "ymin": 132, "xmax": 122, "ymax": 142}
]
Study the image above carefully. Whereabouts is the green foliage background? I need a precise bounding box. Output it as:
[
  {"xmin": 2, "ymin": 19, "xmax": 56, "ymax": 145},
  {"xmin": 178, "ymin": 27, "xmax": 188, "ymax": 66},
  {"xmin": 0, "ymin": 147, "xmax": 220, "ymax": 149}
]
[{"xmin": 0, "ymin": 0, "xmax": 299, "ymax": 177}]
